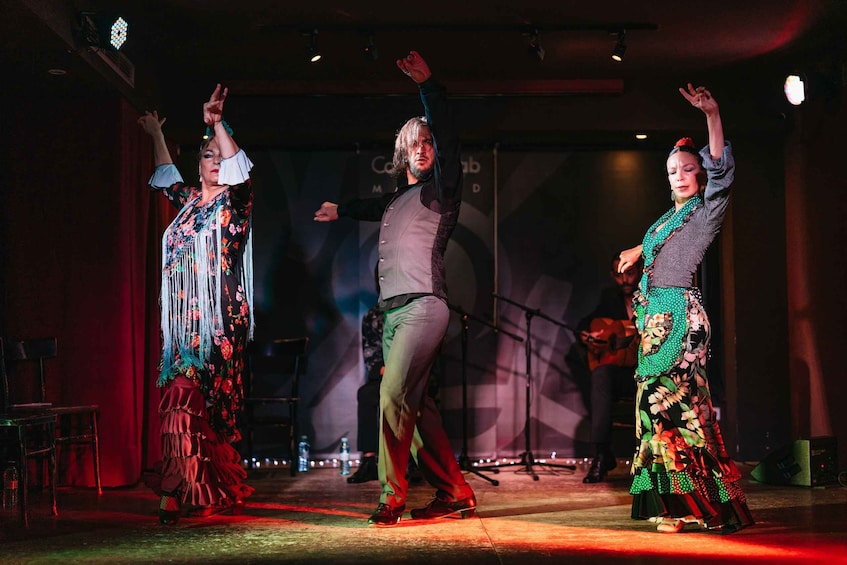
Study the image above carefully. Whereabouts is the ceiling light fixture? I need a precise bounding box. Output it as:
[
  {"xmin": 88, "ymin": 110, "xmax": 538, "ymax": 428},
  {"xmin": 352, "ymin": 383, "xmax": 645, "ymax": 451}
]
[
  {"xmin": 76, "ymin": 12, "xmax": 129, "ymax": 51},
  {"xmin": 363, "ymin": 33, "xmax": 378, "ymax": 61},
  {"xmin": 611, "ymin": 30, "xmax": 626, "ymax": 62},
  {"xmin": 784, "ymin": 73, "xmax": 806, "ymax": 106},
  {"xmin": 109, "ymin": 17, "xmax": 129, "ymax": 50},
  {"xmin": 527, "ymin": 28, "xmax": 545, "ymax": 62},
  {"xmin": 306, "ymin": 30, "xmax": 321, "ymax": 63}
]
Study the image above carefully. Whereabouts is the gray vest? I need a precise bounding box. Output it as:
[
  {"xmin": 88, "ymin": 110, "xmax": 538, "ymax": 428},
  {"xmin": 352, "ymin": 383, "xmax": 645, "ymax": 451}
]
[{"xmin": 377, "ymin": 185, "xmax": 455, "ymax": 302}]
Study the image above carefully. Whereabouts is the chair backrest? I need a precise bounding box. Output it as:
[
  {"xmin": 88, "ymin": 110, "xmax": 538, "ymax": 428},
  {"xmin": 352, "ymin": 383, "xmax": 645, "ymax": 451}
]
[
  {"xmin": 3, "ymin": 337, "xmax": 58, "ymax": 405},
  {"xmin": 247, "ymin": 337, "xmax": 309, "ymax": 398},
  {"xmin": 1, "ymin": 337, "xmax": 9, "ymax": 413}
]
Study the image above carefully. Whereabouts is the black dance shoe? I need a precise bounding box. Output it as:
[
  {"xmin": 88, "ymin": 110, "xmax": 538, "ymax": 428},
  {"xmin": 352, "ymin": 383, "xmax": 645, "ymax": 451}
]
[
  {"xmin": 159, "ymin": 493, "xmax": 181, "ymax": 525},
  {"xmin": 582, "ymin": 452, "xmax": 617, "ymax": 483},
  {"xmin": 410, "ymin": 493, "xmax": 477, "ymax": 520},
  {"xmin": 347, "ymin": 456, "xmax": 378, "ymax": 484},
  {"xmin": 368, "ymin": 503, "xmax": 405, "ymax": 527}
]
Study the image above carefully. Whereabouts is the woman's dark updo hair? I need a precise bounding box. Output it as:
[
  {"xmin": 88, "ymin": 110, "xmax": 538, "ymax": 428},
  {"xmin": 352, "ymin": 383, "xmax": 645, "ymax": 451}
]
[
  {"xmin": 668, "ymin": 137, "xmax": 702, "ymax": 165},
  {"xmin": 667, "ymin": 137, "xmax": 706, "ymax": 189}
]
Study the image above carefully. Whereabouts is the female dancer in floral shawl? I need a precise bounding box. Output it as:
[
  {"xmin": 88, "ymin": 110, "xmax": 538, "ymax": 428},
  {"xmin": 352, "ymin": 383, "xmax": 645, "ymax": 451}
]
[
  {"xmin": 617, "ymin": 84, "xmax": 754, "ymax": 534},
  {"xmin": 138, "ymin": 84, "xmax": 255, "ymax": 525}
]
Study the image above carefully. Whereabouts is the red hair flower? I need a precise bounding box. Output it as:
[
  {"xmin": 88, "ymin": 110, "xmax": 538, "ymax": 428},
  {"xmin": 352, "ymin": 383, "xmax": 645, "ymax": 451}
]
[{"xmin": 674, "ymin": 137, "xmax": 695, "ymax": 149}]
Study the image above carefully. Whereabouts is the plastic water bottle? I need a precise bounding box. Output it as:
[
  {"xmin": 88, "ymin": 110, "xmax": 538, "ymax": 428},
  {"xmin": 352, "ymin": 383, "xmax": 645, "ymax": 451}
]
[
  {"xmin": 340, "ymin": 437, "xmax": 351, "ymax": 476},
  {"xmin": 297, "ymin": 435, "xmax": 310, "ymax": 473},
  {"xmin": 3, "ymin": 463, "xmax": 18, "ymax": 512}
]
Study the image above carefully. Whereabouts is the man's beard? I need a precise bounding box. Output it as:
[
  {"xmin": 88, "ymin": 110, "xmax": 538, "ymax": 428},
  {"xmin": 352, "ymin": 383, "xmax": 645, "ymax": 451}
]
[{"xmin": 408, "ymin": 161, "xmax": 433, "ymax": 182}]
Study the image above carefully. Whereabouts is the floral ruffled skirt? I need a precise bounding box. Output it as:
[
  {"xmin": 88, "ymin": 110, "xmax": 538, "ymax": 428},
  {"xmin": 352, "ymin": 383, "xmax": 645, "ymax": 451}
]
[{"xmin": 630, "ymin": 290, "xmax": 753, "ymax": 533}]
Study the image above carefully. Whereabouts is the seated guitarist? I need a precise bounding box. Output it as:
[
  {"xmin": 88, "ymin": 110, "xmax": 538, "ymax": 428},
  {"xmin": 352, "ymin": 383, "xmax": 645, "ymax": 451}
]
[{"xmin": 578, "ymin": 254, "xmax": 642, "ymax": 483}]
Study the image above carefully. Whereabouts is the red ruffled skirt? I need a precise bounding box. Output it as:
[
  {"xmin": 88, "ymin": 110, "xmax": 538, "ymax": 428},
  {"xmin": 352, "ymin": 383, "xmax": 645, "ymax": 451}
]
[{"xmin": 148, "ymin": 376, "xmax": 253, "ymax": 508}]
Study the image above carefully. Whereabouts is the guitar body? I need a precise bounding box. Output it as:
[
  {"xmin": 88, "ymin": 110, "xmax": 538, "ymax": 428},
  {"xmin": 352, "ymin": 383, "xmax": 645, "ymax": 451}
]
[{"xmin": 586, "ymin": 317, "xmax": 639, "ymax": 371}]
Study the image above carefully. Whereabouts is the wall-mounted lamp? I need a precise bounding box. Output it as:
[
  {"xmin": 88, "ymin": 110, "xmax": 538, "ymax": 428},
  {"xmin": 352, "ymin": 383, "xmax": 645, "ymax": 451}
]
[{"xmin": 611, "ymin": 30, "xmax": 626, "ymax": 62}]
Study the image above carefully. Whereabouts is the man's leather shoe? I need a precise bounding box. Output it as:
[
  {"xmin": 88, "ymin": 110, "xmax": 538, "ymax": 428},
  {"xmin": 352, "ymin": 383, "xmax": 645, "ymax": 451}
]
[
  {"xmin": 582, "ymin": 452, "xmax": 617, "ymax": 483},
  {"xmin": 347, "ymin": 457, "xmax": 378, "ymax": 484},
  {"xmin": 368, "ymin": 503, "xmax": 405, "ymax": 526},
  {"xmin": 410, "ymin": 492, "xmax": 476, "ymax": 520}
]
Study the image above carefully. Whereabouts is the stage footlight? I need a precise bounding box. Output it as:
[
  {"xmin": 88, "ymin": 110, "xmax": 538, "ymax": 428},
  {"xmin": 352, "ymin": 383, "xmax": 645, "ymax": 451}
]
[{"xmin": 527, "ymin": 29, "xmax": 545, "ymax": 62}]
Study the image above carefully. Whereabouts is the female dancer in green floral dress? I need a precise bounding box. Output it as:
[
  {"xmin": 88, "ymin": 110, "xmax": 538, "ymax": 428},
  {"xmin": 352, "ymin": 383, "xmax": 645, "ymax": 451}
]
[
  {"xmin": 138, "ymin": 84, "xmax": 255, "ymax": 524},
  {"xmin": 617, "ymin": 84, "xmax": 754, "ymax": 534}
]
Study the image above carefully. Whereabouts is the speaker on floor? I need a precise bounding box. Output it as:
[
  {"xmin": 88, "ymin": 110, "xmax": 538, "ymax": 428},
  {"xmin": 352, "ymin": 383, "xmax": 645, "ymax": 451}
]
[{"xmin": 751, "ymin": 436, "xmax": 838, "ymax": 487}]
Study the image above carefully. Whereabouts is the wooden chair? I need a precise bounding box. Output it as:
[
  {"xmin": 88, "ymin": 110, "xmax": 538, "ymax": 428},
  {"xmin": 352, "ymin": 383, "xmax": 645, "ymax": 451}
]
[
  {"xmin": 241, "ymin": 337, "xmax": 309, "ymax": 476},
  {"xmin": 0, "ymin": 337, "xmax": 58, "ymax": 527},
  {"xmin": 3, "ymin": 338, "xmax": 102, "ymax": 495}
]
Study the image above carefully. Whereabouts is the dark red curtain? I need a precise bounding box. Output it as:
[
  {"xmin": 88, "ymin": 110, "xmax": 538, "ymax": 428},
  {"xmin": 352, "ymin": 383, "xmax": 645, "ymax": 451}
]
[{"xmin": 3, "ymin": 94, "xmax": 172, "ymax": 486}]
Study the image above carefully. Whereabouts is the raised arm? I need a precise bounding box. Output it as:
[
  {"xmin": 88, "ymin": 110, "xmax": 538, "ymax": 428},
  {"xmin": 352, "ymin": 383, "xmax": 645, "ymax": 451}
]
[
  {"xmin": 137, "ymin": 110, "xmax": 172, "ymax": 166},
  {"xmin": 396, "ymin": 50, "xmax": 432, "ymax": 84},
  {"xmin": 397, "ymin": 51, "xmax": 461, "ymax": 203},
  {"xmin": 679, "ymin": 83, "xmax": 723, "ymax": 160},
  {"xmin": 204, "ymin": 83, "xmax": 239, "ymax": 159}
]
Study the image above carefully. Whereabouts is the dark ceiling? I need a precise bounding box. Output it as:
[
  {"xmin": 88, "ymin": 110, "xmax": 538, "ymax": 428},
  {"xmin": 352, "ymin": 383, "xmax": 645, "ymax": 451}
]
[{"xmin": 4, "ymin": 0, "xmax": 847, "ymax": 148}]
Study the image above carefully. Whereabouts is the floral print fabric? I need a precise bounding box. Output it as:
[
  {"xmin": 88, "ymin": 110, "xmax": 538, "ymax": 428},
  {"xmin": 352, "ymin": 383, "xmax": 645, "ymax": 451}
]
[
  {"xmin": 159, "ymin": 180, "xmax": 253, "ymax": 440},
  {"xmin": 629, "ymin": 290, "xmax": 751, "ymax": 530}
]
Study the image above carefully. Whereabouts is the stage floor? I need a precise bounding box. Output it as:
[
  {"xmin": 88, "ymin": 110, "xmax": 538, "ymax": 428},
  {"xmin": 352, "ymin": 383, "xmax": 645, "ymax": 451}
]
[{"xmin": 1, "ymin": 458, "xmax": 846, "ymax": 564}]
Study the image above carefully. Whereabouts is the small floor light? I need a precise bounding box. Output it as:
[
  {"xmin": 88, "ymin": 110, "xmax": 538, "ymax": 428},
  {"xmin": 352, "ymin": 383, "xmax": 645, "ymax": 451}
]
[{"xmin": 611, "ymin": 30, "xmax": 626, "ymax": 62}]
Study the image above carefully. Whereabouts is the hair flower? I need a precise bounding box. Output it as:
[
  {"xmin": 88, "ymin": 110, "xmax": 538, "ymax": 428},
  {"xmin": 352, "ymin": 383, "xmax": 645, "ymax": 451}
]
[{"xmin": 674, "ymin": 137, "xmax": 695, "ymax": 149}]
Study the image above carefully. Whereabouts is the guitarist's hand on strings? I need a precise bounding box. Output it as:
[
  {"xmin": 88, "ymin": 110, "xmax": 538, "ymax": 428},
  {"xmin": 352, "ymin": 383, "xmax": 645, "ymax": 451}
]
[{"xmin": 580, "ymin": 329, "xmax": 605, "ymax": 354}]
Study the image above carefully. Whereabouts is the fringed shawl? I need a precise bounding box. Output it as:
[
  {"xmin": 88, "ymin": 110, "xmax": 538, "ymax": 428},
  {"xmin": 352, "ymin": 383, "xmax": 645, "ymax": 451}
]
[{"xmin": 158, "ymin": 194, "xmax": 254, "ymax": 386}]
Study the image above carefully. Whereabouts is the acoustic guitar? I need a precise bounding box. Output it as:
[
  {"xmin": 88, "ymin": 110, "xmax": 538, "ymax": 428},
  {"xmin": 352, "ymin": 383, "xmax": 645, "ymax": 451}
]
[{"xmin": 585, "ymin": 317, "xmax": 639, "ymax": 371}]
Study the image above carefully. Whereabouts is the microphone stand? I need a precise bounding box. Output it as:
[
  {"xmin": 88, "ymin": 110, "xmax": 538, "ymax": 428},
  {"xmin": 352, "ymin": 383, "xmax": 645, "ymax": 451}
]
[
  {"xmin": 492, "ymin": 293, "xmax": 576, "ymax": 481},
  {"xmin": 448, "ymin": 302, "xmax": 524, "ymax": 487}
]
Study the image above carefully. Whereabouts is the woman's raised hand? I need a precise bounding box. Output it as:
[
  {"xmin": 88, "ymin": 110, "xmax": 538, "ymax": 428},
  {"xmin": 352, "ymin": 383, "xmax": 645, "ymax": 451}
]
[
  {"xmin": 679, "ymin": 83, "xmax": 718, "ymax": 117},
  {"xmin": 137, "ymin": 110, "xmax": 166, "ymax": 136},
  {"xmin": 203, "ymin": 83, "xmax": 228, "ymax": 127}
]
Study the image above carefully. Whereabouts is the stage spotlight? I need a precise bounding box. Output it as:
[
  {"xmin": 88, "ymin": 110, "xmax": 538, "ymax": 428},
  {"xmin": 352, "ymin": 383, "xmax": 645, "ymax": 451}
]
[
  {"xmin": 77, "ymin": 12, "xmax": 130, "ymax": 51},
  {"xmin": 109, "ymin": 17, "xmax": 128, "ymax": 50},
  {"xmin": 363, "ymin": 33, "xmax": 378, "ymax": 61},
  {"xmin": 611, "ymin": 30, "xmax": 626, "ymax": 62},
  {"xmin": 306, "ymin": 30, "xmax": 321, "ymax": 63},
  {"xmin": 527, "ymin": 29, "xmax": 545, "ymax": 62},
  {"xmin": 784, "ymin": 74, "xmax": 806, "ymax": 106}
]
